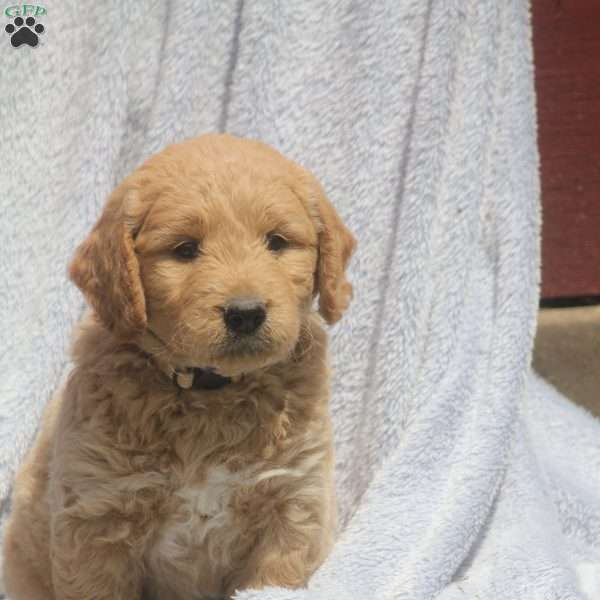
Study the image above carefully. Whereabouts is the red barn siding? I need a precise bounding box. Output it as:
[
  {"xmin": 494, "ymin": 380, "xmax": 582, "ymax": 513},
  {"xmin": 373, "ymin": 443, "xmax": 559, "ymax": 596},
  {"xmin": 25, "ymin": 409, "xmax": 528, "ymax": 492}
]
[{"xmin": 532, "ymin": 0, "xmax": 600, "ymax": 299}]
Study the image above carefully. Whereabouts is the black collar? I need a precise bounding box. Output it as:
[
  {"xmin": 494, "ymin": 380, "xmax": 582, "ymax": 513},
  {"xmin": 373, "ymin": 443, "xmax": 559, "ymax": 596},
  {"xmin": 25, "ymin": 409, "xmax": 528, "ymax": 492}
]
[
  {"xmin": 172, "ymin": 367, "xmax": 232, "ymax": 391},
  {"xmin": 142, "ymin": 329, "xmax": 233, "ymax": 392}
]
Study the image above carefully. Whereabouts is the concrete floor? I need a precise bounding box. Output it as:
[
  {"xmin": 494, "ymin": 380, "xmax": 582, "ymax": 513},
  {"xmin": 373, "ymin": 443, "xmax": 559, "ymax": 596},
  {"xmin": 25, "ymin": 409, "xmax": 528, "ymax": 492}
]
[{"xmin": 533, "ymin": 305, "xmax": 600, "ymax": 417}]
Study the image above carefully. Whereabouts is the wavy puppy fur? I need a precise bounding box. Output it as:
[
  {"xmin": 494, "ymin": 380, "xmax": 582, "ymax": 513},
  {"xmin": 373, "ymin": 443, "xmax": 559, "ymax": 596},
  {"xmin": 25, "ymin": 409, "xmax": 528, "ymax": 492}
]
[{"xmin": 2, "ymin": 134, "xmax": 356, "ymax": 600}]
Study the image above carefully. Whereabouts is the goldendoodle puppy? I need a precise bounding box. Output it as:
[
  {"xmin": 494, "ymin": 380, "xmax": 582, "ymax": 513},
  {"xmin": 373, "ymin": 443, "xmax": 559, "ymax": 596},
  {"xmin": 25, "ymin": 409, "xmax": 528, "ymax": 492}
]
[{"xmin": 2, "ymin": 134, "xmax": 356, "ymax": 600}]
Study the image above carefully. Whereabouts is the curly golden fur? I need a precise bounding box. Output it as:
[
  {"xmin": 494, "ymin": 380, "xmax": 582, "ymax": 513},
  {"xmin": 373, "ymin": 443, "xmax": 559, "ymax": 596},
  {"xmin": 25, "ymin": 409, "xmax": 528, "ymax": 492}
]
[{"xmin": 2, "ymin": 134, "xmax": 356, "ymax": 600}]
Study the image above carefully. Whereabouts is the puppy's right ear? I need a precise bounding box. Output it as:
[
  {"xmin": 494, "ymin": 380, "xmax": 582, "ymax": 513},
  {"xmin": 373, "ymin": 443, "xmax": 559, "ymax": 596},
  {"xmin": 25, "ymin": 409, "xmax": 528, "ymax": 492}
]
[{"xmin": 69, "ymin": 186, "xmax": 147, "ymax": 339}]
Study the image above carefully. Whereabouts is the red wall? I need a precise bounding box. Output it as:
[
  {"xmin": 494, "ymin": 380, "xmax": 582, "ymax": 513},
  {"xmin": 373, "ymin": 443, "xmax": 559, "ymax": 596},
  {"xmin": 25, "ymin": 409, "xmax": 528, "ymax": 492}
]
[{"xmin": 532, "ymin": 0, "xmax": 600, "ymax": 299}]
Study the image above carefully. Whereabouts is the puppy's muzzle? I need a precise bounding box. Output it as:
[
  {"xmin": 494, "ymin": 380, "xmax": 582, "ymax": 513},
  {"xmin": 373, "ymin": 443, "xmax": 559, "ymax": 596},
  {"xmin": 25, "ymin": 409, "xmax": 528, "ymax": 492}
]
[{"xmin": 224, "ymin": 297, "xmax": 266, "ymax": 335}]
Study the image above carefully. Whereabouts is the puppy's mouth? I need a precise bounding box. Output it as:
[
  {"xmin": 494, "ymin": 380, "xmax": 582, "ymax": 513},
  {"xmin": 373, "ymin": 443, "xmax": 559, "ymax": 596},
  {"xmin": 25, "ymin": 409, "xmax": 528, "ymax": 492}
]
[
  {"xmin": 205, "ymin": 325, "xmax": 298, "ymax": 377},
  {"xmin": 215, "ymin": 332, "xmax": 274, "ymax": 360}
]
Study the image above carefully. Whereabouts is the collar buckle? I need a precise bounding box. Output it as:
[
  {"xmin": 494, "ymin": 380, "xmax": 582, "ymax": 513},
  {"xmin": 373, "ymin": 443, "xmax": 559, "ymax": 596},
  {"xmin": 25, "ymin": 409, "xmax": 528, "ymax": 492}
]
[{"xmin": 172, "ymin": 368, "xmax": 195, "ymax": 390}]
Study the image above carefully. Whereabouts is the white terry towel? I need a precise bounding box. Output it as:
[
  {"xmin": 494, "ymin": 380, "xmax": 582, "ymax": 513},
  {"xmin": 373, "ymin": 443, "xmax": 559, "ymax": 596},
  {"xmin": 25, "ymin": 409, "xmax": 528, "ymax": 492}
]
[{"xmin": 1, "ymin": 1, "xmax": 599, "ymax": 599}]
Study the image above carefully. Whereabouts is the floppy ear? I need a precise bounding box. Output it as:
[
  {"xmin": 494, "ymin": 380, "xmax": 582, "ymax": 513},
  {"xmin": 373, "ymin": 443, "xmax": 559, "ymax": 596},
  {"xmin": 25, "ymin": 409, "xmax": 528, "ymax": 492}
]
[
  {"xmin": 69, "ymin": 186, "xmax": 147, "ymax": 339},
  {"xmin": 296, "ymin": 170, "xmax": 357, "ymax": 325}
]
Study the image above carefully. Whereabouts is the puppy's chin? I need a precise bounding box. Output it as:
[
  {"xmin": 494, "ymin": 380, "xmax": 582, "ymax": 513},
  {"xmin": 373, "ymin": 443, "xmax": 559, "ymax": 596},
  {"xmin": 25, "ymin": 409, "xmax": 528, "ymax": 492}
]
[{"xmin": 209, "ymin": 336, "xmax": 296, "ymax": 377}]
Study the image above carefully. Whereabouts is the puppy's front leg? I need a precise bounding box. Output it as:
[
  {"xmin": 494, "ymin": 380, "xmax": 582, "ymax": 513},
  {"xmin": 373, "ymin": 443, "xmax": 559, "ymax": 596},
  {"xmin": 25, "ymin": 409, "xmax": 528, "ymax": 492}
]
[
  {"xmin": 226, "ymin": 550, "xmax": 310, "ymax": 598},
  {"xmin": 225, "ymin": 498, "xmax": 332, "ymax": 598},
  {"xmin": 51, "ymin": 512, "xmax": 143, "ymax": 600}
]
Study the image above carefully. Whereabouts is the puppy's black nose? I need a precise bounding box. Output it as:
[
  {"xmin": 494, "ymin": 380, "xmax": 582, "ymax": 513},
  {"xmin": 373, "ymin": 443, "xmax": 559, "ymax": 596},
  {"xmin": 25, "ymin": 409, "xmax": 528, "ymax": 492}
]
[{"xmin": 224, "ymin": 298, "xmax": 266, "ymax": 335}]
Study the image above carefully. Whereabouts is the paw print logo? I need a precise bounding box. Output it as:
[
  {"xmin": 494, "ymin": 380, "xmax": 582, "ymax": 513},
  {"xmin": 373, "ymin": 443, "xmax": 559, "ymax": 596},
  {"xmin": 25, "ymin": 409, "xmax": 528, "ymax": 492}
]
[{"xmin": 5, "ymin": 16, "xmax": 45, "ymax": 48}]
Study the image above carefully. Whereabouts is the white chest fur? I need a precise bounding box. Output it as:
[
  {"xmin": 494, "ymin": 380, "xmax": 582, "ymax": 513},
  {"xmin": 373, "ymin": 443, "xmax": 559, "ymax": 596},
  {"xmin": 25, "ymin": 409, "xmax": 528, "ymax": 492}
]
[
  {"xmin": 147, "ymin": 450, "xmax": 327, "ymax": 599},
  {"xmin": 155, "ymin": 466, "xmax": 243, "ymax": 564},
  {"xmin": 153, "ymin": 464, "xmax": 302, "ymax": 566},
  {"xmin": 177, "ymin": 466, "xmax": 239, "ymax": 528}
]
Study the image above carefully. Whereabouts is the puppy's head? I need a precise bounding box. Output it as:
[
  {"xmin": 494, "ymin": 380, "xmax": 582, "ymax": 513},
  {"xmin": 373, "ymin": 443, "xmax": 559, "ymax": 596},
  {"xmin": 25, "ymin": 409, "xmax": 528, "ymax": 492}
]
[{"xmin": 70, "ymin": 134, "xmax": 355, "ymax": 376}]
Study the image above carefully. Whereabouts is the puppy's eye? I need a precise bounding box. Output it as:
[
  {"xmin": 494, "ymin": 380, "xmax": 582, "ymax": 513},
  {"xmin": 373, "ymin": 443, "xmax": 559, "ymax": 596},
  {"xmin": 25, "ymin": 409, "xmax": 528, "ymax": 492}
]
[
  {"xmin": 266, "ymin": 233, "xmax": 289, "ymax": 253},
  {"xmin": 173, "ymin": 241, "xmax": 200, "ymax": 260}
]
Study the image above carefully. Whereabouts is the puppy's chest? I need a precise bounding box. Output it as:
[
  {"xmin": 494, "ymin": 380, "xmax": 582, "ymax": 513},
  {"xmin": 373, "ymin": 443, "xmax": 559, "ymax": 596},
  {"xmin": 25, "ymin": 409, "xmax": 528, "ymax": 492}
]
[
  {"xmin": 155, "ymin": 465, "xmax": 249, "ymax": 553},
  {"xmin": 134, "ymin": 377, "xmax": 325, "ymax": 587},
  {"xmin": 148, "ymin": 461, "xmax": 302, "ymax": 592},
  {"xmin": 146, "ymin": 406, "xmax": 304, "ymax": 571}
]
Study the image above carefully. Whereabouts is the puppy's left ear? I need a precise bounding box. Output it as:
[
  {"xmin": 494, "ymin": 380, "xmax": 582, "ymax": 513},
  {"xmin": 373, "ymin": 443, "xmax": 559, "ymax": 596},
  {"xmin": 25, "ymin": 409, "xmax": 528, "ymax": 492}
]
[
  {"xmin": 69, "ymin": 185, "xmax": 147, "ymax": 339},
  {"xmin": 295, "ymin": 170, "xmax": 357, "ymax": 325}
]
